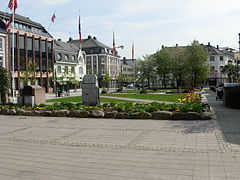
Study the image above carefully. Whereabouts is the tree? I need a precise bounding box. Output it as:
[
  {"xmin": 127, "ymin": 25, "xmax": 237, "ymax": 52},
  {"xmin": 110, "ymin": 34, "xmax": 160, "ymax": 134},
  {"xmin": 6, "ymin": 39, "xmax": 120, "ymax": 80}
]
[
  {"xmin": 21, "ymin": 58, "xmax": 36, "ymax": 86},
  {"xmin": 222, "ymin": 64, "xmax": 240, "ymax": 83},
  {"xmin": 0, "ymin": 67, "xmax": 10, "ymax": 104},
  {"xmin": 137, "ymin": 55, "xmax": 157, "ymax": 88},
  {"xmin": 69, "ymin": 71, "xmax": 79, "ymax": 92},
  {"xmin": 186, "ymin": 40, "xmax": 209, "ymax": 88},
  {"xmin": 103, "ymin": 72, "xmax": 112, "ymax": 89},
  {"xmin": 117, "ymin": 72, "xmax": 125, "ymax": 89},
  {"xmin": 171, "ymin": 47, "xmax": 188, "ymax": 89},
  {"xmin": 154, "ymin": 48, "xmax": 172, "ymax": 88}
]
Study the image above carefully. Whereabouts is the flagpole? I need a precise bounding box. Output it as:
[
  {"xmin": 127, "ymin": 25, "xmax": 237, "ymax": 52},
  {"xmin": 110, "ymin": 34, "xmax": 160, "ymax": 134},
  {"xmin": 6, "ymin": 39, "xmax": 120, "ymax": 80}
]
[
  {"xmin": 79, "ymin": 10, "xmax": 82, "ymax": 50},
  {"xmin": 12, "ymin": 0, "xmax": 15, "ymax": 101},
  {"xmin": 48, "ymin": 10, "xmax": 55, "ymax": 31}
]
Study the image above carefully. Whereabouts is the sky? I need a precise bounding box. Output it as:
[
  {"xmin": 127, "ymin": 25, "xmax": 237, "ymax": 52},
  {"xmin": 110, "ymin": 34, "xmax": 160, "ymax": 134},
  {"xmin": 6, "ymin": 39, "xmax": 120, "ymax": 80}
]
[{"xmin": 1, "ymin": 0, "xmax": 240, "ymax": 59}]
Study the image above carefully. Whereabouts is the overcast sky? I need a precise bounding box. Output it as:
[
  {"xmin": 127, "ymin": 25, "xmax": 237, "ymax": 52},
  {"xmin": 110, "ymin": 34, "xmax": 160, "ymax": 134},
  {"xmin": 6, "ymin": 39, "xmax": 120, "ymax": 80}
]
[{"xmin": 1, "ymin": 0, "xmax": 240, "ymax": 58}]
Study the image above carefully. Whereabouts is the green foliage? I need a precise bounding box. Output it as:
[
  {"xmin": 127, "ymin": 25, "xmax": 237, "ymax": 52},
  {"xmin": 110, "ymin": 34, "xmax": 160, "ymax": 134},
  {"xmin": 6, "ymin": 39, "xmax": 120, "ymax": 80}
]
[
  {"xmin": 0, "ymin": 67, "xmax": 10, "ymax": 104},
  {"xmin": 0, "ymin": 101, "xmax": 205, "ymax": 113},
  {"xmin": 154, "ymin": 48, "xmax": 172, "ymax": 88},
  {"xmin": 103, "ymin": 72, "xmax": 112, "ymax": 88},
  {"xmin": 136, "ymin": 55, "xmax": 157, "ymax": 88},
  {"xmin": 221, "ymin": 64, "xmax": 240, "ymax": 83},
  {"xmin": 21, "ymin": 58, "xmax": 36, "ymax": 85},
  {"xmin": 186, "ymin": 40, "xmax": 209, "ymax": 88}
]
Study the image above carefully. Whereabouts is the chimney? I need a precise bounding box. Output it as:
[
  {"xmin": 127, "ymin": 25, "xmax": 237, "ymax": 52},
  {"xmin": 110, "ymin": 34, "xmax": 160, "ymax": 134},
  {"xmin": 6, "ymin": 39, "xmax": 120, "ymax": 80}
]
[
  {"xmin": 88, "ymin": 35, "xmax": 92, "ymax": 39},
  {"xmin": 57, "ymin": 39, "xmax": 61, "ymax": 42},
  {"xmin": 176, "ymin": 44, "xmax": 178, "ymax": 48},
  {"xmin": 161, "ymin": 45, "xmax": 164, "ymax": 49},
  {"xmin": 69, "ymin": 37, "xmax": 73, "ymax": 42},
  {"xmin": 208, "ymin": 42, "xmax": 210, "ymax": 46},
  {"xmin": 217, "ymin": 45, "xmax": 219, "ymax": 49},
  {"xmin": 93, "ymin": 36, "xmax": 97, "ymax": 40}
]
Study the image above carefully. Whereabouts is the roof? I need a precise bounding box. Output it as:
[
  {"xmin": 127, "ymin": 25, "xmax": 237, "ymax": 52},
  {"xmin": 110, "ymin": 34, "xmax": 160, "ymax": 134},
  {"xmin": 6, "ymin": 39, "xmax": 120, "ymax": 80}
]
[
  {"xmin": 0, "ymin": 11, "xmax": 52, "ymax": 38},
  {"xmin": 121, "ymin": 59, "xmax": 135, "ymax": 66},
  {"xmin": 69, "ymin": 37, "xmax": 111, "ymax": 49},
  {"xmin": 54, "ymin": 40, "xmax": 79, "ymax": 53},
  {"xmin": 165, "ymin": 44, "xmax": 234, "ymax": 57},
  {"xmin": 204, "ymin": 45, "xmax": 225, "ymax": 56}
]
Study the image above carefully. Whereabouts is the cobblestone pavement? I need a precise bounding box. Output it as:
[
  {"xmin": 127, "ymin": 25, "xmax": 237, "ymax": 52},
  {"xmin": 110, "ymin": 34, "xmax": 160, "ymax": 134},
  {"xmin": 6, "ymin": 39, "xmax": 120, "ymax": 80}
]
[{"xmin": 0, "ymin": 89, "xmax": 240, "ymax": 180}]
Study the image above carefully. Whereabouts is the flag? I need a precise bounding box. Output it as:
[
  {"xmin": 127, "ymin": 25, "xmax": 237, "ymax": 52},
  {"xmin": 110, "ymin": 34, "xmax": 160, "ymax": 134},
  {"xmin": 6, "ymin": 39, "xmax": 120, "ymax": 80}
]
[
  {"xmin": 8, "ymin": 0, "xmax": 18, "ymax": 12},
  {"xmin": 5, "ymin": 14, "xmax": 13, "ymax": 30},
  {"xmin": 113, "ymin": 30, "xmax": 117, "ymax": 56},
  {"xmin": 79, "ymin": 15, "xmax": 82, "ymax": 45},
  {"xmin": 132, "ymin": 42, "xmax": 135, "ymax": 61},
  {"xmin": 51, "ymin": 13, "xmax": 56, "ymax": 23}
]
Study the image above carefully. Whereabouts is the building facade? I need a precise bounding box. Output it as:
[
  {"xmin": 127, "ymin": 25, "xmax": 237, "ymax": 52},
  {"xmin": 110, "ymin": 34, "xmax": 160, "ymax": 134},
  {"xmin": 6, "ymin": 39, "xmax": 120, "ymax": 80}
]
[
  {"xmin": 0, "ymin": 11, "xmax": 54, "ymax": 93},
  {"xmin": 120, "ymin": 57, "xmax": 135, "ymax": 85},
  {"xmin": 205, "ymin": 43, "xmax": 236, "ymax": 86},
  {"xmin": 54, "ymin": 39, "xmax": 86, "ymax": 90},
  {"xmin": 69, "ymin": 35, "xmax": 121, "ymax": 88},
  {"xmin": 0, "ymin": 27, "xmax": 6, "ymax": 68}
]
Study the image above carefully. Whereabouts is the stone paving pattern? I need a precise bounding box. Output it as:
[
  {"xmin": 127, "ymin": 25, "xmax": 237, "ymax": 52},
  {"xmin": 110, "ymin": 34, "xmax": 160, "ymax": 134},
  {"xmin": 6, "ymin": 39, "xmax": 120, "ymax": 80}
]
[{"xmin": 0, "ymin": 89, "xmax": 240, "ymax": 179}]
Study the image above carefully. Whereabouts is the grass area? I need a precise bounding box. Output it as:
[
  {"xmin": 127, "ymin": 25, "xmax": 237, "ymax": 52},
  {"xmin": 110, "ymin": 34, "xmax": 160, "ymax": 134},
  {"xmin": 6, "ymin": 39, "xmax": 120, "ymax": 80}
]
[
  {"xmin": 47, "ymin": 96, "xmax": 133, "ymax": 103},
  {"xmin": 124, "ymin": 89, "xmax": 185, "ymax": 93},
  {"xmin": 102, "ymin": 93, "xmax": 186, "ymax": 102}
]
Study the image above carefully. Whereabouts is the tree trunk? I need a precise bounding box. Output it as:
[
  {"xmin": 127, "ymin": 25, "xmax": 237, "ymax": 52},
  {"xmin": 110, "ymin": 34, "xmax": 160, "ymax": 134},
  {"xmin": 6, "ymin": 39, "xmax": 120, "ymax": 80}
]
[
  {"xmin": 163, "ymin": 74, "xmax": 166, "ymax": 88},
  {"xmin": 147, "ymin": 76, "xmax": 150, "ymax": 89}
]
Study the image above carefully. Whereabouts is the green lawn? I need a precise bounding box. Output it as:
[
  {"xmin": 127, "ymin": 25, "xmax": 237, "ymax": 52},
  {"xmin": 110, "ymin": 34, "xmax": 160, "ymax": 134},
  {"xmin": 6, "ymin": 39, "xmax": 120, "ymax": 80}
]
[
  {"xmin": 47, "ymin": 96, "xmax": 133, "ymax": 103},
  {"xmin": 102, "ymin": 93, "xmax": 186, "ymax": 102},
  {"xmin": 124, "ymin": 89, "xmax": 185, "ymax": 93}
]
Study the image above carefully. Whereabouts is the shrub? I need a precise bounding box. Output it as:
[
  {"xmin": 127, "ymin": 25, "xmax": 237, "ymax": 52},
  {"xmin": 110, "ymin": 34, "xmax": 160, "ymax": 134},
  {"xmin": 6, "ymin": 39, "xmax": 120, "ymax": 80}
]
[{"xmin": 139, "ymin": 89, "xmax": 148, "ymax": 94}]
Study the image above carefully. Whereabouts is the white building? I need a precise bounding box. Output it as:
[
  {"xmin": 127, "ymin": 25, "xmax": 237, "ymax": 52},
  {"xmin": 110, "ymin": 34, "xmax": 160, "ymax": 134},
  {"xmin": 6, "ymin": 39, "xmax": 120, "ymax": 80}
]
[
  {"xmin": 0, "ymin": 27, "xmax": 6, "ymax": 68},
  {"xmin": 53, "ymin": 39, "xmax": 86, "ymax": 89},
  {"xmin": 205, "ymin": 43, "xmax": 236, "ymax": 86},
  {"xmin": 69, "ymin": 36, "xmax": 121, "ymax": 88}
]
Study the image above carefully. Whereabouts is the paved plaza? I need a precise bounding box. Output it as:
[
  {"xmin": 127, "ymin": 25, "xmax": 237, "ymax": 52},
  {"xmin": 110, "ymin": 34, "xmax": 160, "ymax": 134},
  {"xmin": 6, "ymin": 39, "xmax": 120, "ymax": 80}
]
[{"xmin": 0, "ymin": 89, "xmax": 240, "ymax": 180}]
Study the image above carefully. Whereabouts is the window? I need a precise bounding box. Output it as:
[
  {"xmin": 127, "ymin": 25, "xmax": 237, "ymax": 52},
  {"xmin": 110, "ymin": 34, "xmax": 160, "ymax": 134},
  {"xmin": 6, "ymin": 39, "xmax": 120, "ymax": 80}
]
[
  {"xmin": 210, "ymin": 66, "xmax": 215, "ymax": 72},
  {"xmin": 220, "ymin": 56, "xmax": 224, "ymax": 61},
  {"xmin": 57, "ymin": 53, "xmax": 62, "ymax": 61},
  {"xmin": 57, "ymin": 66, "xmax": 61, "ymax": 74},
  {"xmin": 0, "ymin": 56, "xmax": 3, "ymax": 67},
  {"xmin": 210, "ymin": 56, "xmax": 215, "ymax": 61},
  {"xmin": 0, "ymin": 38, "xmax": 2, "ymax": 50},
  {"xmin": 64, "ymin": 54, "xmax": 69, "ymax": 60},
  {"xmin": 220, "ymin": 66, "xmax": 224, "ymax": 70},
  {"xmin": 79, "ymin": 67, "xmax": 83, "ymax": 74},
  {"xmin": 71, "ymin": 55, "xmax": 75, "ymax": 61},
  {"xmin": 71, "ymin": 66, "xmax": 75, "ymax": 73}
]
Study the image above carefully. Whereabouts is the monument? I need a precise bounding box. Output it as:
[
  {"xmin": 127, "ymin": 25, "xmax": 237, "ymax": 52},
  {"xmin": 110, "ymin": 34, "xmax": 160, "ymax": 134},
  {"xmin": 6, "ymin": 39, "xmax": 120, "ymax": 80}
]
[{"xmin": 82, "ymin": 75, "xmax": 100, "ymax": 106}]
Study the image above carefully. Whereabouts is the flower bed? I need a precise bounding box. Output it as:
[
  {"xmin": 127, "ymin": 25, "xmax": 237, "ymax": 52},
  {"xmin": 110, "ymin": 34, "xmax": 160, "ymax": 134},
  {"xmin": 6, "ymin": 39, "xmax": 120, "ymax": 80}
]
[
  {"xmin": 0, "ymin": 102, "xmax": 213, "ymax": 120},
  {"xmin": 178, "ymin": 93, "xmax": 202, "ymax": 103}
]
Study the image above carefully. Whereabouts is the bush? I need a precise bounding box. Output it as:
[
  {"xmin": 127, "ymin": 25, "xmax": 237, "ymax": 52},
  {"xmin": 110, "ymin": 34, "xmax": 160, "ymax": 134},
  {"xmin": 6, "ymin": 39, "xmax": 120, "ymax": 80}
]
[
  {"xmin": 101, "ymin": 89, "xmax": 108, "ymax": 94},
  {"xmin": 139, "ymin": 89, "xmax": 148, "ymax": 94}
]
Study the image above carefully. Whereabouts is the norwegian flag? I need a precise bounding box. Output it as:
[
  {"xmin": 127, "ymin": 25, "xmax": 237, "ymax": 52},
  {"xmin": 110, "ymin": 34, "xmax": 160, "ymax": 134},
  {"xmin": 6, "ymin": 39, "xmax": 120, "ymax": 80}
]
[
  {"xmin": 79, "ymin": 15, "xmax": 82, "ymax": 45},
  {"xmin": 51, "ymin": 13, "xmax": 56, "ymax": 23},
  {"xmin": 8, "ymin": 0, "xmax": 18, "ymax": 12},
  {"xmin": 113, "ymin": 30, "xmax": 117, "ymax": 56},
  {"xmin": 132, "ymin": 42, "xmax": 135, "ymax": 61}
]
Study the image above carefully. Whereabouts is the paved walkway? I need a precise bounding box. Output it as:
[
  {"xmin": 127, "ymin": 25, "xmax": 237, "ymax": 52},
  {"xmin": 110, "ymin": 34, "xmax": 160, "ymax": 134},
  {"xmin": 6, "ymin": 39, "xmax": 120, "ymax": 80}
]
[{"xmin": 0, "ymin": 89, "xmax": 240, "ymax": 179}]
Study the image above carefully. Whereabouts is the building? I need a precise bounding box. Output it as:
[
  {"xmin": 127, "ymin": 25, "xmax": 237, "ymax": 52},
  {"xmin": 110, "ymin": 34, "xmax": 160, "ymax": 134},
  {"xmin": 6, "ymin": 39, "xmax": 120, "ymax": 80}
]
[
  {"xmin": 69, "ymin": 35, "xmax": 121, "ymax": 88},
  {"xmin": 0, "ymin": 11, "xmax": 54, "ymax": 93},
  {"xmin": 0, "ymin": 26, "xmax": 6, "ymax": 68},
  {"xmin": 120, "ymin": 57, "xmax": 135, "ymax": 85},
  {"xmin": 205, "ymin": 43, "xmax": 236, "ymax": 86},
  {"xmin": 54, "ymin": 39, "xmax": 86, "ymax": 90}
]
